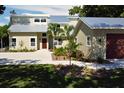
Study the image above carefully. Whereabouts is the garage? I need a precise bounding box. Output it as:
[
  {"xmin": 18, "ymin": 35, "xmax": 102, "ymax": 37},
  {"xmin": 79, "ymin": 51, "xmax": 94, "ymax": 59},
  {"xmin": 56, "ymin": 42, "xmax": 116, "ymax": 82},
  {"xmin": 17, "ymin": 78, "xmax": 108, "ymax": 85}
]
[{"xmin": 106, "ymin": 34, "xmax": 124, "ymax": 59}]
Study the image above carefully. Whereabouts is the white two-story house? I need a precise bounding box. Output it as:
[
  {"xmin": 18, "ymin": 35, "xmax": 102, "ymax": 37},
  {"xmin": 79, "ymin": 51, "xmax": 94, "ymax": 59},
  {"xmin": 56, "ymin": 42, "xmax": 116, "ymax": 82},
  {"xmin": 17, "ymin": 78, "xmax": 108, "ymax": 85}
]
[{"xmin": 8, "ymin": 14, "xmax": 78, "ymax": 50}]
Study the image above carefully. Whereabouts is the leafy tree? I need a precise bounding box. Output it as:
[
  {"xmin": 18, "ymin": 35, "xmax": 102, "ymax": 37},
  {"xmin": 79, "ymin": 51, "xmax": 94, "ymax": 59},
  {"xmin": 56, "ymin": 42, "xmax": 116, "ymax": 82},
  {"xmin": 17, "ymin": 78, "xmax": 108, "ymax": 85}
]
[
  {"xmin": 0, "ymin": 5, "xmax": 6, "ymax": 14},
  {"xmin": 0, "ymin": 25, "xmax": 9, "ymax": 48},
  {"xmin": 69, "ymin": 5, "xmax": 124, "ymax": 17},
  {"xmin": 69, "ymin": 6, "xmax": 82, "ymax": 15}
]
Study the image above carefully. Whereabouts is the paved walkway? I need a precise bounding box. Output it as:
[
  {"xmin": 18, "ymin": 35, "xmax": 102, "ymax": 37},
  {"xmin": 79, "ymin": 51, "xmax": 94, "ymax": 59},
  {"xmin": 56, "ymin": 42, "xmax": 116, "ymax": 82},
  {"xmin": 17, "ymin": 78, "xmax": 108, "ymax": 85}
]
[{"xmin": 1, "ymin": 50, "xmax": 124, "ymax": 70}]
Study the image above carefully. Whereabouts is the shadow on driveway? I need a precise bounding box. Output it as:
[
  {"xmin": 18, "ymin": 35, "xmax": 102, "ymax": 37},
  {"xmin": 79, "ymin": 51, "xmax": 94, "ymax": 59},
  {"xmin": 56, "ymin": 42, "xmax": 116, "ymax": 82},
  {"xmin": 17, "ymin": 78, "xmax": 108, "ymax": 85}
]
[{"xmin": 0, "ymin": 58, "xmax": 40, "ymax": 65}]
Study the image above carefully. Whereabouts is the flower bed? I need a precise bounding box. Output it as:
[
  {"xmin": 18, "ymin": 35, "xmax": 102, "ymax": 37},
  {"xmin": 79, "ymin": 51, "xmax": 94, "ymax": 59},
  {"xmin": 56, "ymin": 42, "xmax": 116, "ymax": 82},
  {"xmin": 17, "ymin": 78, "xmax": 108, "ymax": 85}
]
[{"xmin": 52, "ymin": 47, "xmax": 68, "ymax": 60}]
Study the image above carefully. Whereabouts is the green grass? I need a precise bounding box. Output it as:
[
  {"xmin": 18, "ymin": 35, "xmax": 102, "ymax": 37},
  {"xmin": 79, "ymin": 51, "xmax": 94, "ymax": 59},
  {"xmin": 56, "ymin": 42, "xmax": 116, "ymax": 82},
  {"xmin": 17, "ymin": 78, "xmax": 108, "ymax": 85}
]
[{"xmin": 0, "ymin": 65, "xmax": 124, "ymax": 88}]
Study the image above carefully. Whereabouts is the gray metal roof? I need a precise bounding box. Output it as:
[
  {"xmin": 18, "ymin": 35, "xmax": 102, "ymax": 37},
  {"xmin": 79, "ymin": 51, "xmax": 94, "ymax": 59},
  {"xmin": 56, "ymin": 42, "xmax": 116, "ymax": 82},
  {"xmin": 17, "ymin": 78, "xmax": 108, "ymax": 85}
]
[
  {"xmin": 50, "ymin": 16, "xmax": 70, "ymax": 24},
  {"xmin": 8, "ymin": 24, "xmax": 48, "ymax": 32},
  {"xmin": 80, "ymin": 17, "xmax": 124, "ymax": 29}
]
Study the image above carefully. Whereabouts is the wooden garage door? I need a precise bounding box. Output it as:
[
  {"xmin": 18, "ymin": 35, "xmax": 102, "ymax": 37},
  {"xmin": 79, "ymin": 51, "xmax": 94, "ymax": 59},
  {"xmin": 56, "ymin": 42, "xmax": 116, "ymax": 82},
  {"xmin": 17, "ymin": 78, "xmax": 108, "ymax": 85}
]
[{"xmin": 106, "ymin": 34, "xmax": 124, "ymax": 59}]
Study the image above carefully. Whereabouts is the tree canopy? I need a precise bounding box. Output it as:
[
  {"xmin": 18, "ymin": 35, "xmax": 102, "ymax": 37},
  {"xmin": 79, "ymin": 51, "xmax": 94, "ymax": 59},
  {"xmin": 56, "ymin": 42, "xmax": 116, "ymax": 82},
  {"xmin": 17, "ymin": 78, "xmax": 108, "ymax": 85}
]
[
  {"xmin": 69, "ymin": 5, "xmax": 124, "ymax": 17},
  {"xmin": 0, "ymin": 25, "xmax": 9, "ymax": 48},
  {"xmin": 0, "ymin": 5, "xmax": 6, "ymax": 15},
  {"xmin": 0, "ymin": 25, "xmax": 9, "ymax": 38}
]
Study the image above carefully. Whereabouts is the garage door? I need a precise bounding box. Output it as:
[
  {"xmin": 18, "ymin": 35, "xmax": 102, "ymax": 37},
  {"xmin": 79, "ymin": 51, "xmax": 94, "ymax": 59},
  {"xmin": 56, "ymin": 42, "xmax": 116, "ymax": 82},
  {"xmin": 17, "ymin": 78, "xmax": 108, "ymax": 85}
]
[{"xmin": 106, "ymin": 34, "xmax": 124, "ymax": 59}]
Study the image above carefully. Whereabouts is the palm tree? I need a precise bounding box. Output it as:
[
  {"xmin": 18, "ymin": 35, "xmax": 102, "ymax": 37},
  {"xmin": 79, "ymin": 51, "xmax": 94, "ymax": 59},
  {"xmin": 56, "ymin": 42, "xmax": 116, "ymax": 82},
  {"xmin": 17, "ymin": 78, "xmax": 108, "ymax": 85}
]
[
  {"xmin": 60, "ymin": 25, "xmax": 80, "ymax": 65},
  {"xmin": 47, "ymin": 23, "xmax": 62, "ymax": 49},
  {"xmin": 66, "ymin": 38, "xmax": 80, "ymax": 65},
  {"xmin": 59, "ymin": 25, "xmax": 74, "ymax": 40},
  {"xmin": 0, "ymin": 25, "xmax": 9, "ymax": 49}
]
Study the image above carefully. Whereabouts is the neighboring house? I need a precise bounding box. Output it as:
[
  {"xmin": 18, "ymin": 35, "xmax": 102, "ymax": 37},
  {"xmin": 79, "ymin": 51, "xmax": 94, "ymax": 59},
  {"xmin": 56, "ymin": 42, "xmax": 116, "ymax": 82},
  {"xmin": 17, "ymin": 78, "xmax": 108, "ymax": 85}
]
[
  {"xmin": 8, "ymin": 14, "xmax": 78, "ymax": 50},
  {"xmin": 74, "ymin": 17, "xmax": 124, "ymax": 59}
]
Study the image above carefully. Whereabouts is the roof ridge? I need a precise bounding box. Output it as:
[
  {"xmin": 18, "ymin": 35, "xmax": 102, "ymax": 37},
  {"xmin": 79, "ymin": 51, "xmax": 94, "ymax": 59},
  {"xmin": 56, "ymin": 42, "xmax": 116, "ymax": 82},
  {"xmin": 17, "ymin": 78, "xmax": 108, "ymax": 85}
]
[{"xmin": 79, "ymin": 17, "xmax": 124, "ymax": 18}]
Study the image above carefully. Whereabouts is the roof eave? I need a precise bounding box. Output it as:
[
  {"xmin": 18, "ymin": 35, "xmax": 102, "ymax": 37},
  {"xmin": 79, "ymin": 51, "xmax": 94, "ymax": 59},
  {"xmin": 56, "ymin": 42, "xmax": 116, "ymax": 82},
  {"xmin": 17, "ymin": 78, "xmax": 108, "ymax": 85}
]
[
  {"xmin": 79, "ymin": 17, "xmax": 93, "ymax": 29},
  {"xmin": 92, "ymin": 27, "xmax": 124, "ymax": 30}
]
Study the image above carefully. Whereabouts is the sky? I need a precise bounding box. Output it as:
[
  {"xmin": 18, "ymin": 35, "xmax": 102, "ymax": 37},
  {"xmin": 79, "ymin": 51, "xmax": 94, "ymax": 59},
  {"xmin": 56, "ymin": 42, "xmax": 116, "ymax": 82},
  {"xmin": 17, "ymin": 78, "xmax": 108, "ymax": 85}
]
[{"xmin": 0, "ymin": 5, "xmax": 73, "ymax": 26}]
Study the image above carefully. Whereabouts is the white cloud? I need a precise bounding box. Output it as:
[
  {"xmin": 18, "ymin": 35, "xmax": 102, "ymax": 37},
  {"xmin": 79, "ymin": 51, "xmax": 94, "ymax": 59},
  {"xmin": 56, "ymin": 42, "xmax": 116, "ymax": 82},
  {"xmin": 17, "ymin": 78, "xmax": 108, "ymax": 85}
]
[
  {"xmin": 21, "ymin": 13, "xmax": 34, "ymax": 15},
  {"xmin": 8, "ymin": 5, "xmax": 73, "ymax": 15},
  {"xmin": 4, "ymin": 16, "xmax": 10, "ymax": 20}
]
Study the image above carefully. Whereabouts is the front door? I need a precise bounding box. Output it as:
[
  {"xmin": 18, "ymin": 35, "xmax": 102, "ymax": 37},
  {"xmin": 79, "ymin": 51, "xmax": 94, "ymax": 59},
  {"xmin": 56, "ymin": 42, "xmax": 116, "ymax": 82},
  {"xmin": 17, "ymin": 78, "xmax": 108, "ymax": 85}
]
[{"xmin": 42, "ymin": 38, "xmax": 47, "ymax": 49}]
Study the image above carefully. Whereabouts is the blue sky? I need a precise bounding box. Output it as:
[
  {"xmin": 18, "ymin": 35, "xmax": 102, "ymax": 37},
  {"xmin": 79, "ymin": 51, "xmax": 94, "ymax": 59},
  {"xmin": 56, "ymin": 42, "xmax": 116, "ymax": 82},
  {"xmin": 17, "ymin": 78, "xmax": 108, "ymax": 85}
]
[{"xmin": 0, "ymin": 5, "xmax": 72, "ymax": 25}]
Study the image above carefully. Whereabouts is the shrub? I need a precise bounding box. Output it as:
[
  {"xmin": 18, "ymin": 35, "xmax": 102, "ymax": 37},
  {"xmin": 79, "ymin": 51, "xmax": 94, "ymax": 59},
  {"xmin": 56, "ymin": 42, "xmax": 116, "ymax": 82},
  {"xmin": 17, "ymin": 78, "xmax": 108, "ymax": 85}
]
[
  {"xmin": 9, "ymin": 48, "xmax": 36, "ymax": 52},
  {"xmin": 82, "ymin": 58, "xmax": 96, "ymax": 63},
  {"xmin": 97, "ymin": 57, "xmax": 110, "ymax": 64},
  {"xmin": 97, "ymin": 57, "xmax": 104, "ymax": 64},
  {"xmin": 75, "ymin": 50, "xmax": 84, "ymax": 61},
  {"xmin": 5, "ymin": 47, "xmax": 9, "ymax": 51},
  {"xmin": 53, "ymin": 47, "xmax": 67, "ymax": 56},
  {"xmin": 83, "ymin": 66, "xmax": 95, "ymax": 76}
]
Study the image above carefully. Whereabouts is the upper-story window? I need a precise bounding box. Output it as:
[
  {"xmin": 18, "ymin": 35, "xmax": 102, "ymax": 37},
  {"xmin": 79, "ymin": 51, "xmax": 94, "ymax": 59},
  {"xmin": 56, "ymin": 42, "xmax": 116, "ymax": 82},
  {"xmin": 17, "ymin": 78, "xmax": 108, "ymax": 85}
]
[
  {"xmin": 34, "ymin": 19, "xmax": 40, "ymax": 22},
  {"xmin": 34, "ymin": 19, "xmax": 46, "ymax": 23},
  {"xmin": 41, "ymin": 19, "xmax": 46, "ymax": 22},
  {"xmin": 11, "ymin": 17, "xmax": 30, "ymax": 25}
]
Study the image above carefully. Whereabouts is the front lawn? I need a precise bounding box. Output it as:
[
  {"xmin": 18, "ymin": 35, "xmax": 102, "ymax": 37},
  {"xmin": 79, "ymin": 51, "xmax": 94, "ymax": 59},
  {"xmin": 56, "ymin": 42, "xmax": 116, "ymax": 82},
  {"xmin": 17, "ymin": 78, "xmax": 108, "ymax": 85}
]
[{"xmin": 0, "ymin": 64, "xmax": 124, "ymax": 88}]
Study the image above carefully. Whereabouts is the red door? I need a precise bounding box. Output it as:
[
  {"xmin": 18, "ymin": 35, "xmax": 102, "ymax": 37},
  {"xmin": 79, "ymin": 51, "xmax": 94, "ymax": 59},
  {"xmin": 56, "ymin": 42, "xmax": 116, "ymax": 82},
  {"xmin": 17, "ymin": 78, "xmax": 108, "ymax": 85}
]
[
  {"xmin": 42, "ymin": 38, "xmax": 47, "ymax": 49},
  {"xmin": 106, "ymin": 34, "xmax": 124, "ymax": 59}
]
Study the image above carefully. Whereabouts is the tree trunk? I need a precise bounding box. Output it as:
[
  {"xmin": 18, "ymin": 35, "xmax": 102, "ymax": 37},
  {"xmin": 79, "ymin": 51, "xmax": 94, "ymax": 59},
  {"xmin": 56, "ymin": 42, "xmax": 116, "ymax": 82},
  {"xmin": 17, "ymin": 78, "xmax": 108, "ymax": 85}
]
[
  {"xmin": 69, "ymin": 56, "xmax": 71, "ymax": 65},
  {"xmin": 0, "ymin": 38, "xmax": 2, "ymax": 49},
  {"xmin": 53, "ymin": 38, "xmax": 56, "ymax": 48},
  {"xmin": 53, "ymin": 38, "xmax": 54, "ymax": 48}
]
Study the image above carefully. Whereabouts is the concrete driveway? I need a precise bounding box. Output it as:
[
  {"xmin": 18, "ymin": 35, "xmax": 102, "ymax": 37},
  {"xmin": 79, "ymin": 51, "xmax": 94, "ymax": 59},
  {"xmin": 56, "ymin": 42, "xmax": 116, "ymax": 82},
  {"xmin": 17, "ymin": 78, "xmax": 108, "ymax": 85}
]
[
  {"xmin": 0, "ymin": 50, "xmax": 52, "ymax": 65},
  {"xmin": 0, "ymin": 49, "xmax": 84, "ymax": 66},
  {"xmin": 1, "ymin": 50, "xmax": 124, "ymax": 70}
]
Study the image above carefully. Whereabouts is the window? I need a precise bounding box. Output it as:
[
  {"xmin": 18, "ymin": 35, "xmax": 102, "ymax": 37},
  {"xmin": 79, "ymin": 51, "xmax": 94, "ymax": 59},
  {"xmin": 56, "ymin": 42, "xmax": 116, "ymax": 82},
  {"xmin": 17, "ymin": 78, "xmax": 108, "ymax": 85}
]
[
  {"xmin": 57, "ymin": 24, "xmax": 60, "ymax": 27},
  {"xmin": 34, "ymin": 19, "xmax": 40, "ymax": 22},
  {"xmin": 42, "ymin": 33, "xmax": 46, "ymax": 37},
  {"xmin": 97, "ymin": 37, "xmax": 102, "ymax": 45},
  {"xmin": 30, "ymin": 38, "xmax": 35, "ymax": 46},
  {"xmin": 86, "ymin": 36, "xmax": 91, "ymax": 46},
  {"xmin": 41, "ymin": 19, "xmax": 46, "ymax": 22},
  {"xmin": 12, "ymin": 38, "xmax": 16, "ymax": 46},
  {"xmin": 58, "ymin": 39, "xmax": 62, "ymax": 45},
  {"xmin": 53, "ymin": 40, "xmax": 58, "ymax": 46}
]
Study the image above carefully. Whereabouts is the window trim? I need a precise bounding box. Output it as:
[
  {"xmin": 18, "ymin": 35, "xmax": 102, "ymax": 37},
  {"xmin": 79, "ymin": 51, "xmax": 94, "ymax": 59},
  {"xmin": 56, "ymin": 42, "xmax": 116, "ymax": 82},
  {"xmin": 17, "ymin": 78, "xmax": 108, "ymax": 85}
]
[
  {"xmin": 86, "ymin": 35, "xmax": 91, "ymax": 46},
  {"xmin": 12, "ymin": 38, "xmax": 16, "ymax": 47},
  {"xmin": 30, "ymin": 38, "xmax": 36, "ymax": 46}
]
